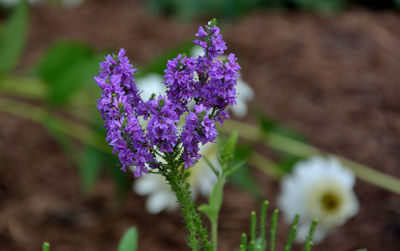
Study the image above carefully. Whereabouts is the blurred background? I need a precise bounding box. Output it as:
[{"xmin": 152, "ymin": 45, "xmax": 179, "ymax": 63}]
[{"xmin": 0, "ymin": 0, "xmax": 400, "ymax": 250}]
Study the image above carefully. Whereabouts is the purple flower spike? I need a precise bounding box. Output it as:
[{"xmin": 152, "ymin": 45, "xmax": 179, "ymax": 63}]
[
  {"xmin": 146, "ymin": 96, "xmax": 179, "ymax": 153},
  {"xmin": 95, "ymin": 20, "xmax": 241, "ymax": 176},
  {"xmin": 181, "ymin": 104, "xmax": 217, "ymax": 168}
]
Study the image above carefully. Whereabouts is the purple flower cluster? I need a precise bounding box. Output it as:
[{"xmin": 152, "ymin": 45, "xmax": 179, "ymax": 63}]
[
  {"xmin": 181, "ymin": 105, "xmax": 218, "ymax": 167},
  {"xmin": 95, "ymin": 49, "xmax": 155, "ymax": 177},
  {"xmin": 95, "ymin": 21, "xmax": 241, "ymax": 175},
  {"xmin": 146, "ymin": 96, "xmax": 179, "ymax": 153}
]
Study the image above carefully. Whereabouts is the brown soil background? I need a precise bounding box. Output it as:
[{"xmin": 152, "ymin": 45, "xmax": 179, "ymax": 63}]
[{"xmin": 1, "ymin": 0, "xmax": 400, "ymax": 250}]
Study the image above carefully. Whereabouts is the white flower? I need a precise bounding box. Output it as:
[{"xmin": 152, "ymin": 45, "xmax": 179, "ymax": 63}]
[
  {"xmin": 136, "ymin": 73, "xmax": 166, "ymax": 100},
  {"xmin": 133, "ymin": 143, "xmax": 219, "ymax": 214},
  {"xmin": 233, "ymin": 78, "xmax": 254, "ymax": 118},
  {"xmin": 190, "ymin": 46, "xmax": 254, "ymax": 118},
  {"xmin": 277, "ymin": 156, "xmax": 359, "ymax": 243}
]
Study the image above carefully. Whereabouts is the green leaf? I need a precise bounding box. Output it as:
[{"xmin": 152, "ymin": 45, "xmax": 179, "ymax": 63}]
[
  {"xmin": 78, "ymin": 146, "xmax": 101, "ymax": 194},
  {"xmin": 42, "ymin": 242, "xmax": 50, "ymax": 251},
  {"xmin": 303, "ymin": 219, "xmax": 318, "ymax": 251},
  {"xmin": 226, "ymin": 160, "xmax": 245, "ymax": 177},
  {"xmin": 204, "ymin": 155, "xmax": 220, "ymax": 177},
  {"xmin": 35, "ymin": 41, "xmax": 101, "ymax": 105},
  {"xmin": 277, "ymin": 156, "xmax": 304, "ymax": 173},
  {"xmin": 269, "ymin": 209, "xmax": 279, "ymax": 251},
  {"xmin": 284, "ymin": 215, "xmax": 299, "ymax": 251},
  {"xmin": 0, "ymin": 0, "xmax": 28, "ymax": 74},
  {"xmin": 198, "ymin": 175, "xmax": 225, "ymax": 222},
  {"xmin": 118, "ymin": 227, "xmax": 138, "ymax": 251}
]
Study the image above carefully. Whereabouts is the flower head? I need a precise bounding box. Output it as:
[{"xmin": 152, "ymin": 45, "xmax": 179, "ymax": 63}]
[
  {"xmin": 278, "ymin": 156, "xmax": 359, "ymax": 242},
  {"xmin": 95, "ymin": 21, "xmax": 240, "ymax": 177},
  {"xmin": 191, "ymin": 45, "xmax": 253, "ymax": 118}
]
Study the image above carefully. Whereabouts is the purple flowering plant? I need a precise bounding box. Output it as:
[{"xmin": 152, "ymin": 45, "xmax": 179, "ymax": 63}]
[{"xmin": 95, "ymin": 19, "xmax": 241, "ymax": 250}]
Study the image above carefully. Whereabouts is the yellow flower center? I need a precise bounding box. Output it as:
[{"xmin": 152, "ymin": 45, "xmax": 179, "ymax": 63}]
[{"xmin": 320, "ymin": 191, "xmax": 341, "ymax": 212}]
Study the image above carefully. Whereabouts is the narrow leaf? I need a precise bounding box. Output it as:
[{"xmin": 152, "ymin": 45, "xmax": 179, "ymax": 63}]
[
  {"xmin": 118, "ymin": 227, "xmax": 138, "ymax": 251},
  {"xmin": 284, "ymin": 214, "xmax": 299, "ymax": 251},
  {"xmin": 42, "ymin": 242, "xmax": 50, "ymax": 251},
  {"xmin": 269, "ymin": 209, "xmax": 279, "ymax": 251},
  {"xmin": 0, "ymin": 0, "xmax": 28, "ymax": 74},
  {"xmin": 259, "ymin": 201, "xmax": 269, "ymax": 249},
  {"xmin": 240, "ymin": 233, "xmax": 247, "ymax": 248},
  {"xmin": 204, "ymin": 155, "xmax": 220, "ymax": 177},
  {"xmin": 303, "ymin": 219, "xmax": 318, "ymax": 251},
  {"xmin": 250, "ymin": 211, "xmax": 257, "ymax": 243}
]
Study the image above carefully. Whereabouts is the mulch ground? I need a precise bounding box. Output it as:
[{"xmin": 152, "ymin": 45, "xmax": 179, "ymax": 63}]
[{"xmin": 1, "ymin": 0, "xmax": 400, "ymax": 250}]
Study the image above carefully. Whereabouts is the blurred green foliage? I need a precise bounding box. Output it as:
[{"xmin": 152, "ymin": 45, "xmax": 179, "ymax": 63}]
[
  {"xmin": 146, "ymin": 0, "xmax": 400, "ymax": 19},
  {"xmin": 0, "ymin": 0, "xmax": 28, "ymax": 74},
  {"xmin": 146, "ymin": 0, "xmax": 348, "ymax": 20},
  {"xmin": 289, "ymin": 0, "xmax": 346, "ymax": 12},
  {"xmin": 35, "ymin": 41, "xmax": 102, "ymax": 105},
  {"xmin": 146, "ymin": 0, "xmax": 259, "ymax": 20}
]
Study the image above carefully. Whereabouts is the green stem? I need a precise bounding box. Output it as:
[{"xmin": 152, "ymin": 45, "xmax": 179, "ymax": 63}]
[
  {"xmin": 163, "ymin": 169, "xmax": 211, "ymax": 251},
  {"xmin": 211, "ymin": 220, "xmax": 218, "ymax": 250}
]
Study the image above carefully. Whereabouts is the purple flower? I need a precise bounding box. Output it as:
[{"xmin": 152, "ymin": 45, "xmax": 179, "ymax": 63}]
[
  {"xmin": 146, "ymin": 96, "xmax": 179, "ymax": 153},
  {"xmin": 95, "ymin": 21, "xmax": 241, "ymax": 176},
  {"xmin": 181, "ymin": 105, "xmax": 218, "ymax": 168},
  {"xmin": 95, "ymin": 49, "xmax": 154, "ymax": 176},
  {"xmin": 163, "ymin": 54, "xmax": 197, "ymax": 115}
]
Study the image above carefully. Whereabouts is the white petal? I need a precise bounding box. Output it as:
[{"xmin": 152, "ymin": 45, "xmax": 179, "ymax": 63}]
[
  {"xmin": 136, "ymin": 73, "xmax": 166, "ymax": 100},
  {"xmin": 230, "ymin": 100, "xmax": 248, "ymax": 118},
  {"xmin": 230, "ymin": 79, "xmax": 254, "ymax": 118},
  {"xmin": 278, "ymin": 156, "xmax": 359, "ymax": 242},
  {"xmin": 191, "ymin": 46, "xmax": 205, "ymax": 57},
  {"xmin": 133, "ymin": 175, "xmax": 165, "ymax": 195},
  {"xmin": 146, "ymin": 190, "xmax": 176, "ymax": 214},
  {"xmin": 237, "ymin": 79, "xmax": 254, "ymax": 101}
]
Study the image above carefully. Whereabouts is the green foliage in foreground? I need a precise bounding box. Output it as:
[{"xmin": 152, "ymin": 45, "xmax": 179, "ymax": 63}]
[
  {"xmin": 42, "ymin": 242, "xmax": 50, "ymax": 251},
  {"xmin": 238, "ymin": 202, "xmax": 317, "ymax": 251},
  {"xmin": 118, "ymin": 227, "xmax": 138, "ymax": 251}
]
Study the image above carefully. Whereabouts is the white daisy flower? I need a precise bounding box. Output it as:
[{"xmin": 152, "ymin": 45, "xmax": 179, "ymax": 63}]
[
  {"xmin": 133, "ymin": 143, "xmax": 219, "ymax": 214},
  {"xmin": 190, "ymin": 46, "xmax": 254, "ymax": 118},
  {"xmin": 278, "ymin": 156, "xmax": 359, "ymax": 243}
]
